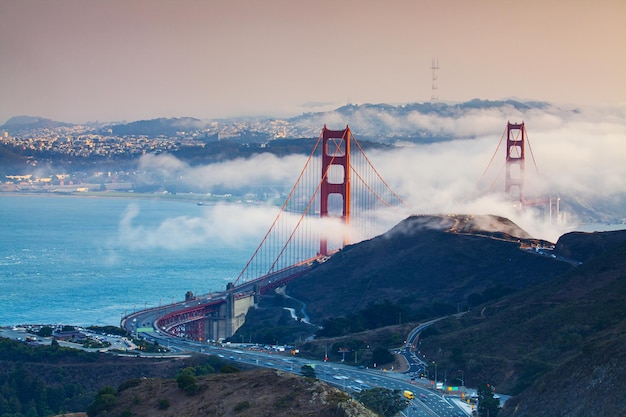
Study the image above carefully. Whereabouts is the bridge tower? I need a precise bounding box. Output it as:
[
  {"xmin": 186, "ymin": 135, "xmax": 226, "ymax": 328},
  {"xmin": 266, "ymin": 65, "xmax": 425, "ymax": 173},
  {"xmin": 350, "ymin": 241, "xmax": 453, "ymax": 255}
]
[
  {"xmin": 320, "ymin": 125, "xmax": 351, "ymax": 256},
  {"xmin": 505, "ymin": 121, "xmax": 526, "ymax": 206}
]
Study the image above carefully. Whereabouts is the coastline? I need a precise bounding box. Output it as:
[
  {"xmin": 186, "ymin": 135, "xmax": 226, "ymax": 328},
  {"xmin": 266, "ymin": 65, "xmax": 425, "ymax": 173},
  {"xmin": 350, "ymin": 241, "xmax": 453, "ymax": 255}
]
[{"xmin": 0, "ymin": 189, "xmax": 240, "ymax": 204}]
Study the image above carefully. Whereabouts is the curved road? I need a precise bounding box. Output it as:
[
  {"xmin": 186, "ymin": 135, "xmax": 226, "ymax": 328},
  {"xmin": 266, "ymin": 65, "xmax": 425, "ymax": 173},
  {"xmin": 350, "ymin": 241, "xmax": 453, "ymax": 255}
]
[{"xmin": 122, "ymin": 307, "xmax": 470, "ymax": 417}]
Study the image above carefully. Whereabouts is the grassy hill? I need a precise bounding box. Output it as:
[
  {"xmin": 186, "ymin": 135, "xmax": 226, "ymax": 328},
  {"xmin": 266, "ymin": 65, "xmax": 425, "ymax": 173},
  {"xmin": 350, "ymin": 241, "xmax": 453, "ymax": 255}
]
[
  {"xmin": 417, "ymin": 231, "xmax": 626, "ymax": 390},
  {"xmin": 91, "ymin": 368, "xmax": 376, "ymax": 417},
  {"xmin": 276, "ymin": 217, "xmax": 626, "ymax": 416},
  {"xmin": 287, "ymin": 214, "xmax": 572, "ymax": 321}
]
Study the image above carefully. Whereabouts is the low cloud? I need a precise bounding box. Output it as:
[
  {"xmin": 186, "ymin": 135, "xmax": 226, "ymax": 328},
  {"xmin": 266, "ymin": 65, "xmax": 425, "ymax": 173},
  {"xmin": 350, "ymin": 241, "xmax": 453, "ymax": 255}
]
[
  {"xmin": 128, "ymin": 103, "xmax": 625, "ymax": 246},
  {"xmin": 115, "ymin": 203, "xmax": 278, "ymax": 250},
  {"xmin": 137, "ymin": 152, "xmax": 308, "ymax": 192}
]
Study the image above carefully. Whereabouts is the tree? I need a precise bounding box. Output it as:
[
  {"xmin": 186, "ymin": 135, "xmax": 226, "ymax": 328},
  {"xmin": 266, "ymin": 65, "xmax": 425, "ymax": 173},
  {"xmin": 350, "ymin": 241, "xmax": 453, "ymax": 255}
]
[
  {"xmin": 176, "ymin": 373, "xmax": 196, "ymax": 390},
  {"xmin": 372, "ymin": 347, "xmax": 394, "ymax": 367},
  {"xmin": 37, "ymin": 326, "xmax": 53, "ymax": 337},
  {"xmin": 86, "ymin": 386, "xmax": 117, "ymax": 417},
  {"xmin": 355, "ymin": 388, "xmax": 408, "ymax": 417},
  {"xmin": 300, "ymin": 364, "xmax": 316, "ymax": 379},
  {"xmin": 219, "ymin": 364, "xmax": 240, "ymax": 373},
  {"xmin": 477, "ymin": 383, "xmax": 500, "ymax": 417}
]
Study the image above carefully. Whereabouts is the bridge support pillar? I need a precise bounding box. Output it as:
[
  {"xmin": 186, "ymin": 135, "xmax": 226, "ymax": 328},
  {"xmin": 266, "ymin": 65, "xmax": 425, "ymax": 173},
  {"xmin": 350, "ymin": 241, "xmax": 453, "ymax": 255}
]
[
  {"xmin": 224, "ymin": 292, "xmax": 256, "ymax": 338},
  {"xmin": 320, "ymin": 125, "xmax": 351, "ymax": 255},
  {"xmin": 505, "ymin": 121, "xmax": 526, "ymax": 205}
]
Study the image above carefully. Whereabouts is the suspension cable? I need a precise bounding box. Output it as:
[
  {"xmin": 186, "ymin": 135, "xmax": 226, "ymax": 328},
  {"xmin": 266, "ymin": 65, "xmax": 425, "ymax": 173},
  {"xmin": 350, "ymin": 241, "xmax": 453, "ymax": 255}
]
[
  {"xmin": 351, "ymin": 134, "xmax": 411, "ymax": 208},
  {"xmin": 233, "ymin": 131, "xmax": 324, "ymax": 286}
]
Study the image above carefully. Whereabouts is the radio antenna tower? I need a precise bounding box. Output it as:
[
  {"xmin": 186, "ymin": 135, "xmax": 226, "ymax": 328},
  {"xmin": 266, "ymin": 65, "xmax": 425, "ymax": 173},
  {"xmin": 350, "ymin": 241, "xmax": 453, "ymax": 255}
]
[{"xmin": 431, "ymin": 56, "xmax": 439, "ymax": 103}]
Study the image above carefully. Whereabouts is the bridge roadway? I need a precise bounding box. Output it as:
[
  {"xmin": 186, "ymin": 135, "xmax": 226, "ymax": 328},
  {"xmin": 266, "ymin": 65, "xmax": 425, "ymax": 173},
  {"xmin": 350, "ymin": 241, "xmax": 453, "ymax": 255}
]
[{"xmin": 121, "ymin": 259, "xmax": 316, "ymax": 341}]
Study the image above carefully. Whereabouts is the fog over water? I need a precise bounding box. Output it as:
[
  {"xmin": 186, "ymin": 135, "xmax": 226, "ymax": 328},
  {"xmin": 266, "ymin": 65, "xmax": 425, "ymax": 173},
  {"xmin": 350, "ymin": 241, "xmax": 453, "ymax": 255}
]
[{"xmin": 137, "ymin": 104, "xmax": 626, "ymax": 243}]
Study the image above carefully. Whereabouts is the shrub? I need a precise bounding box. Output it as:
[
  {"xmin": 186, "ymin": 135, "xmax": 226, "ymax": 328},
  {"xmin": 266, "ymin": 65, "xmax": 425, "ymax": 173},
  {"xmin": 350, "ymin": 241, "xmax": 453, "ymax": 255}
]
[
  {"xmin": 220, "ymin": 364, "xmax": 240, "ymax": 373},
  {"xmin": 184, "ymin": 383, "xmax": 201, "ymax": 396},
  {"xmin": 86, "ymin": 386, "xmax": 118, "ymax": 417},
  {"xmin": 234, "ymin": 401, "xmax": 251, "ymax": 412},
  {"xmin": 118, "ymin": 378, "xmax": 142, "ymax": 393},
  {"xmin": 176, "ymin": 373, "xmax": 196, "ymax": 390},
  {"xmin": 120, "ymin": 409, "xmax": 133, "ymax": 417},
  {"xmin": 158, "ymin": 399, "xmax": 170, "ymax": 410}
]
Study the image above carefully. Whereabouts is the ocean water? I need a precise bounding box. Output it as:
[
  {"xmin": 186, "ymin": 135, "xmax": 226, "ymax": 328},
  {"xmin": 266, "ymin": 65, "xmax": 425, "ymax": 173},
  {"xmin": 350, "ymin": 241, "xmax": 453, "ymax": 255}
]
[
  {"xmin": 0, "ymin": 195, "xmax": 256, "ymax": 327},
  {"xmin": 2, "ymin": 195, "xmax": 623, "ymax": 328}
]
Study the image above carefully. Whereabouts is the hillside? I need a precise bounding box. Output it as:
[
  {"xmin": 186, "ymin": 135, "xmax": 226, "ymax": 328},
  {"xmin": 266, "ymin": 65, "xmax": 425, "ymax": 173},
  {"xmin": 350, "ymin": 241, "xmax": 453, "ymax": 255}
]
[
  {"xmin": 3, "ymin": 99, "xmax": 551, "ymax": 141},
  {"xmin": 0, "ymin": 342, "xmax": 236, "ymax": 415},
  {"xmin": 92, "ymin": 368, "xmax": 376, "ymax": 417},
  {"xmin": 286, "ymin": 214, "xmax": 572, "ymax": 321},
  {"xmin": 0, "ymin": 115, "xmax": 73, "ymax": 133},
  {"xmin": 415, "ymin": 229, "xmax": 626, "ymax": 416},
  {"xmin": 269, "ymin": 217, "xmax": 625, "ymax": 416}
]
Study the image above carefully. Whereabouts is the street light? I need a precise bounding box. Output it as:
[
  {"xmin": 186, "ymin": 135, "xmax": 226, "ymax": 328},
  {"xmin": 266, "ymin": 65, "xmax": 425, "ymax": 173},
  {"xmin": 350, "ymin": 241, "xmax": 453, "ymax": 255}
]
[
  {"xmin": 432, "ymin": 361, "xmax": 437, "ymax": 383},
  {"xmin": 458, "ymin": 369, "xmax": 464, "ymax": 388}
]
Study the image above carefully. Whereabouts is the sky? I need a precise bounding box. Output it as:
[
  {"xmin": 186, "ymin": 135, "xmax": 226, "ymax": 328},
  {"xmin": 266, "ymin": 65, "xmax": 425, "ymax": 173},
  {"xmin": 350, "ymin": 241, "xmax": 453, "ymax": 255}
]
[{"xmin": 1, "ymin": 0, "xmax": 625, "ymax": 124}]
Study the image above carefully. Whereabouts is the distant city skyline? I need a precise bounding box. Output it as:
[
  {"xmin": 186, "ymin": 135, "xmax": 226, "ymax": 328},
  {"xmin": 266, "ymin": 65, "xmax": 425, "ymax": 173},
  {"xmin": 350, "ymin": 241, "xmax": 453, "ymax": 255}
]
[{"xmin": 1, "ymin": 0, "xmax": 625, "ymax": 124}]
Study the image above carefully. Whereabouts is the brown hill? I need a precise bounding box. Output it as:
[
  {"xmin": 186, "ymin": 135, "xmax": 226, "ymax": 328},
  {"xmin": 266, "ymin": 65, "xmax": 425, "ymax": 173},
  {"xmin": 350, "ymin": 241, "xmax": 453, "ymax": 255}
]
[
  {"xmin": 555, "ymin": 228, "xmax": 626, "ymax": 262},
  {"xmin": 417, "ymin": 229, "xmax": 626, "ymax": 416},
  {"xmin": 95, "ymin": 368, "xmax": 377, "ymax": 417},
  {"xmin": 287, "ymin": 214, "xmax": 570, "ymax": 320}
]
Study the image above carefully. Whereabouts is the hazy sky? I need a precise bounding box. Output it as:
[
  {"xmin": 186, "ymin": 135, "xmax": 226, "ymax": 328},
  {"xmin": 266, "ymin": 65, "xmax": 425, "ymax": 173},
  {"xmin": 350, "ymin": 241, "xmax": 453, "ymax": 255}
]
[{"xmin": 1, "ymin": 0, "xmax": 625, "ymax": 124}]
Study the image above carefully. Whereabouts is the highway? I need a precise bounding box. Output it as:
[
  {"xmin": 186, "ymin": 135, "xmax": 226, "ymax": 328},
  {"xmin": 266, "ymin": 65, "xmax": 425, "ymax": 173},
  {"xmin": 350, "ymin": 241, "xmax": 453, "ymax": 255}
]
[{"xmin": 122, "ymin": 307, "xmax": 471, "ymax": 417}]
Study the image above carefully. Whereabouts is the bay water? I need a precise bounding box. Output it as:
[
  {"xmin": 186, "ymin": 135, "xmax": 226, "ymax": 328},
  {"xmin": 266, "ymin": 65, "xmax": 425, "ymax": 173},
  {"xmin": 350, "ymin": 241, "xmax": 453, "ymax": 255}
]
[
  {"xmin": 2, "ymin": 194, "xmax": 622, "ymax": 328},
  {"xmin": 0, "ymin": 195, "xmax": 256, "ymax": 327}
]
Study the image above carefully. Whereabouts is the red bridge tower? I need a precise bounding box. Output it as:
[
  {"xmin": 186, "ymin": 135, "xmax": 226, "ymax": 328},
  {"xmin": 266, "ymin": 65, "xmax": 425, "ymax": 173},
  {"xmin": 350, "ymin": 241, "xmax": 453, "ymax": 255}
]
[
  {"xmin": 505, "ymin": 121, "xmax": 526, "ymax": 205},
  {"xmin": 320, "ymin": 125, "xmax": 351, "ymax": 256}
]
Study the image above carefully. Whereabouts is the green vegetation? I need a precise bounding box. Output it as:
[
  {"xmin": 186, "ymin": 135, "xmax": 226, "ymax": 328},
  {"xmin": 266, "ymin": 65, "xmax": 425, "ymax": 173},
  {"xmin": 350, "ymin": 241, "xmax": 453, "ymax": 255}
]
[
  {"xmin": 0, "ymin": 336, "xmax": 225, "ymax": 417},
  {"xmin": 131, "ymin": 338, "xmax": 165, "ymax": 353},
  {"xmin": 0, "ymin": 336, "xmax": 97, "ymax": 363},
  {"xmin": 177, "ymin": 354, "xmax": 236, "ymax": 376},
  {"xmin": 233, "ymin": 400, "xmax": 250, "ymax": 412},
  {"xmin": 317, "ymin": 301, "xmax": 403, "ymax": 337},
  {"xmin": 466, "ymin": 285, "xmax": 516, "ymax": 308},
  {"xmin": 316, "ymin": 300, "xmax": 428, "ymax": 338},
  {"xmin": 117, "ymin": 379, "xmax": 142, "ymax": 393},
  {"xmin": 355, "ymin": 388, "xmax": 408, "ymax": 417},
  {"xmin": 300, "ymin": 364, "xmax": 316, "ymax": 379},
  {"xmin": 0, "ymin": 363, "xmax": 85, "ymax": 417},
  {"xmin": 173, "ymin": 355, "xmax": 240, "ymax": 396},
  {"xmin": 36, "ymin": 326, "xmax": 53, "ymax": 337},
  {"xmin": 219, "ymin": 364, "xmax": 240, "ymax": 374},
  {"xmin": 176, "ymin": 371, "xmax": 200, "ymax": 396},
  {"xmin": 230, "ymin": 292, "xmax": 317, "ymax": 345},
  {"xmin": 296, "ymin": 324, "xmax": 412, "ymax": 368},
  {"xmin": 274, "ymin": 394, "xmax": 295, "ymax": 409},
  {"xmin": 87, "ymin": 326, "xmax": 130, "ymax": 337},
  {"xmin": 157, "ymin": 398, "xmax": 170, "ymax": 410},
  {"xmin": 418, "ymin": 232, "xmax": 626, "ymax": 405},
  {"xmin": 477, "ymin": 383, "xmax": 501, "ymax": 417},
  {"xmin": 371, "ymin": 347, "xmax": 394, "ymax": 367},
  {"xmin": 86, "ymin": 387, "xmax": 118, "ymax": 417}
]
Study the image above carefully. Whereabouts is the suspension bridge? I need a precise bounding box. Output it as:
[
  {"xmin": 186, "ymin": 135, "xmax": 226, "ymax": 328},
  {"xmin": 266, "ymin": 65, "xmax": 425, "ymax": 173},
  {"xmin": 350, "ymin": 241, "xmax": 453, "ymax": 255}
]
[
  {"xmin": 122, "ymin": 125, "xmax": 410, "ymax": 341},
  {"xmin": 121, "ymin": 122, "xmax": 553, "ymax": 342}
]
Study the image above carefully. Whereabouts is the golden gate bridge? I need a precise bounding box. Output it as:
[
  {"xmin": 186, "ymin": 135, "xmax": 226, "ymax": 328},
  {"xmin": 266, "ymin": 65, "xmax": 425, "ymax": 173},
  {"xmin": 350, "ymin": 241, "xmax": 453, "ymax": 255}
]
[
  {"xmin": 122, "ymin": 122, "xmax": 552, "ymax": 341},
  {"xmin": 233, "ymin": 125, "xmax": 410, "ymax": 288}
]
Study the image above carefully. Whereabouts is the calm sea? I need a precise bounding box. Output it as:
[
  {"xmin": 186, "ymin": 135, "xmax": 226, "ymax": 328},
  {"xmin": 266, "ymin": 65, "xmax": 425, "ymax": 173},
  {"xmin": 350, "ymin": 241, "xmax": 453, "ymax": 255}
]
[{"xmin": 0, "ymin": 195, "xmax": 256, "ymax": 327}]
